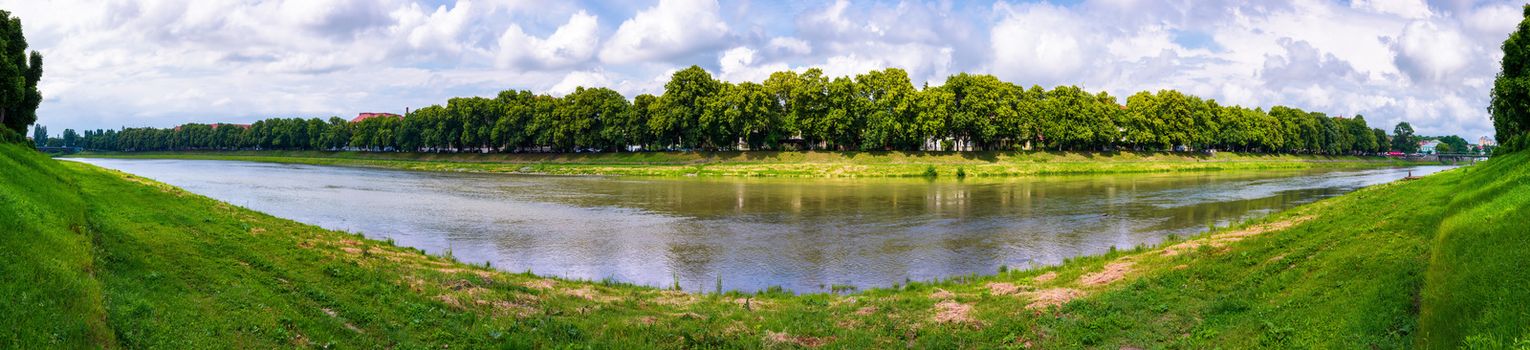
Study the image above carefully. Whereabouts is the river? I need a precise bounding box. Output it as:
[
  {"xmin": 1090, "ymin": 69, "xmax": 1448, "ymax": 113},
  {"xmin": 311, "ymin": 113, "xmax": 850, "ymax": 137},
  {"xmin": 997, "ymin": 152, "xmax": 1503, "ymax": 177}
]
[{"xmin": 67, "ymin": 158, "xmax": 1451, "ymax": 293}]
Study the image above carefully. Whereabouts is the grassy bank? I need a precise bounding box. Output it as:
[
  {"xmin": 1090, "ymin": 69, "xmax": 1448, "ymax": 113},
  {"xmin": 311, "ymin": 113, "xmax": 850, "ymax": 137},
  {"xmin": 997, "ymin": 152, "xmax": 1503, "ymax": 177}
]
[
  {"xmin": 71, "ymin": 149, "xmax": 1421, "ymax": 177},
  {"xmin": 5, "ymin": 143, "xmax": 1525, "ymax": 348}
]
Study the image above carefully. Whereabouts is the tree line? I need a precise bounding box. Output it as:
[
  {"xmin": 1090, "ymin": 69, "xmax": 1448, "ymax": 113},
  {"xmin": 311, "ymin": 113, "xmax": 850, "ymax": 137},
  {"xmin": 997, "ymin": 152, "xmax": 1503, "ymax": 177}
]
[{"xmin": 73, "ymin": 66, "xmax": 1416, "ymax": 155}]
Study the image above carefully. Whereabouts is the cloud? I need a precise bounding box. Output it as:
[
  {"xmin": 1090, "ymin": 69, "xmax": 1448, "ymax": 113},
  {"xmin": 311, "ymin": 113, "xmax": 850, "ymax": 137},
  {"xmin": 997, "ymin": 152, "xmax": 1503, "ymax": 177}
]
[
  {"xmin": 496, "ymin": 10, "xmax": 600, "ymax": 71},
  {"xmin": 1392, "ymin": 20, "xmax": 1474, "ymax": 84},
  {"xmin": 989, "ymin": 3, "xmax": 1095, "ymax": 86},
  {"xmin": 395, "ymin": 1, "xmax": 477, "ymax": 56},
  {"xmin": 598, "ymin": 0, "xmax": 730, "ymax": 65},
  {"xmin": 717, "ymin": 47, "xmax": 787, "ymax": 83},
  {"xmin": 767, "ymin": 37, "xmax": 811, "ymax": 56},
  {"xmin": 548, "ymin": 70, "xmax": 612, "ymax": 96},
  {"xmin": 2, "ymin": 0, "xmax": 1515, "ymax": 140},
  {"xmin": 1350, "ymin": 0, "xmax": 1433, "ymax": 19}
]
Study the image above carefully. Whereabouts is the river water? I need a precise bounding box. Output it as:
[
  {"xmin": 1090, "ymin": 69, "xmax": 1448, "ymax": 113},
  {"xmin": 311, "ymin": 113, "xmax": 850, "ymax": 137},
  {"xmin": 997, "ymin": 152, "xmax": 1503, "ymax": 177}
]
[{"xmin": 67, "ymin": 158, "xmax": 1451, "ymax": 293}]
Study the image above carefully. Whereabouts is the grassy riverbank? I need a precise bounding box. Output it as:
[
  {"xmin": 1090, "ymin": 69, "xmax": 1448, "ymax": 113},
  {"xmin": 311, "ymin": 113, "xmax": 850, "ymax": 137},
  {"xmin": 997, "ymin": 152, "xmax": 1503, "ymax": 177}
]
[
  {"xmin": 6, "ymin": 142, "xmax": 1525, "ymax": 348},
  {"xmin": 71, "ymin": 150, "xmax": 1421, "ymax": 177}
]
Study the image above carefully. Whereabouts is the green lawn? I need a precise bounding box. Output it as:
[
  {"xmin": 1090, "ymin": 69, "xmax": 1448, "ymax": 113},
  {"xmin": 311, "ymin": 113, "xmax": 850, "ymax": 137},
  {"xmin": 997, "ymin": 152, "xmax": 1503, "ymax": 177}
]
[
  {"xmin": 4, "ymin": 143, "xmax": 1524, "ymax": 348},
  {"xmin": 72, "ymin": 149, "xmax": 1422, "ymax": 178}
]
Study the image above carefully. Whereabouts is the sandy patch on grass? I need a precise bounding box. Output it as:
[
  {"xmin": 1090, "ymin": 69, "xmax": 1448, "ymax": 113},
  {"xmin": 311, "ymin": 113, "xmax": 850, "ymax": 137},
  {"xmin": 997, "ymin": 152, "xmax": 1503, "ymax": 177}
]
[
  {"xmin": 1033, "ymin": 271, "xmax": 1057, "ymax": 283},
  {"xmin": 933, "ymin": 300, "xmax": 977, "ymax": 324},
  {"xmin": 1079, "ymin": 261, "xmax": 1134, "ymax": 286},
  {"xmin": 523, "ymin": 279, "xmax": 556, "ymax": 290},
  {"xmin": 565, "ymin": 286, "xmax": 618, "ymax": 302},
  {"xmin": 764, "ymin": 330, "xmax": 829, "ymax": 348},
  {"xmin": 987, "ymin": 282, "xmax": 1021, "ymax": 295},
  {"xmin": 652, "ymin": 290, "xmax": 697, "ymax": 306},
  {"xmin": 489, "ymin": 300, "xmax": 538, "ymax": 318},
  {"xmin": 1024, "ymin": 288, "xmax": 1084, "ymax": 309},
  {"xmin": 855, "ymin": 306, "xmax": 877, "ymax": 315},
  {"xmin": 732, "ymin": 297, "xmax": 769, "ymax": 310},
  {"xmin": 930, "ymin": 289, "xmax": 956, "ymax": 300},
  {"xmin": 1162, "ymin": 216, "xmax": 1313, "ymax": 256}
]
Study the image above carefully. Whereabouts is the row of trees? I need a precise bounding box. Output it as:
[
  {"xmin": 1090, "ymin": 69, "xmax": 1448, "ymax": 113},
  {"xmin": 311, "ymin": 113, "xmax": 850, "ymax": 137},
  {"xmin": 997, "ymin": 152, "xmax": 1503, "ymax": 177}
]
[{"xmin": 81, "ymin": 66, "xmax": 1412, "ymax": 155}]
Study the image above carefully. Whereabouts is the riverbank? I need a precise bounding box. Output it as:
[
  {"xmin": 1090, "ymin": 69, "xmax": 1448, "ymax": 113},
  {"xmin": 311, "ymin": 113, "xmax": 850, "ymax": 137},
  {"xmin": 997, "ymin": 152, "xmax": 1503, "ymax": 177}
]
[
  {"xmin": 6, "ymin": 143, "xmax": 1524, "ymax": 347},
  {"xmin": 70, "ymin": 150, "xmax": 1423, "ymax": 177}
]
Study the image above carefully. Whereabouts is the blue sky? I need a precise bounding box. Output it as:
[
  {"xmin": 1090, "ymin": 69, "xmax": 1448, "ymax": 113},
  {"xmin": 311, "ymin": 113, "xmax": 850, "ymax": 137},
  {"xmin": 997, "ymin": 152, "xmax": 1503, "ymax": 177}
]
[{"xmin": 4, "ymin": 0, "xmax": 1523, "ymax": 140}]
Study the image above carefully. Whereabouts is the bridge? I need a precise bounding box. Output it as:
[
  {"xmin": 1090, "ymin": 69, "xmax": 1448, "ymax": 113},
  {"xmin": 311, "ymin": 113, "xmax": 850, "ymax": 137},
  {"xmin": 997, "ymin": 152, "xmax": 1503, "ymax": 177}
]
[
  {"xmin": 1432, "ymin": 153, "xmax": 1489, "ymax": 165},
  {"xmin": 35, "ymin": 146, "xmax": 82, "ymax": 154}
]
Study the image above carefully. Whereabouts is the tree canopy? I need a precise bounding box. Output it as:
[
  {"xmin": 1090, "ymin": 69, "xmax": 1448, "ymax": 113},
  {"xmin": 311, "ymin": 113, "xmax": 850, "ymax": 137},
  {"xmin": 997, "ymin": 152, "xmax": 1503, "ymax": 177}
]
[
  {"xmin": 1491, "ymin": 5, "xmax": 1530, "ymax": 151},
  {"xmin": 80, "ymin": 66, "xmax": 1403, "ymax": 156},
  {"xmin": 0, "ymin": 10, "xmax": 42, "ymax": 135}
]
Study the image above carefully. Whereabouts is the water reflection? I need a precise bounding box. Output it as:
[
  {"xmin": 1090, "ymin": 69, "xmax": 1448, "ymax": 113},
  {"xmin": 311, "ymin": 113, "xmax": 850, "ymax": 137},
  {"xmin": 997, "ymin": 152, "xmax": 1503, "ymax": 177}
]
[{"xmin": 67, "ymin": 158, "xmax": 1452, "ymax": 293}]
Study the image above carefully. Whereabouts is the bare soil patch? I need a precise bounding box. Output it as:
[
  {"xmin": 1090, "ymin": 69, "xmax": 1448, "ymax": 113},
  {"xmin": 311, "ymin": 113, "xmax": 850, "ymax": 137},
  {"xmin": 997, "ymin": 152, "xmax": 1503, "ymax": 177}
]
[
  {"xmin": 1033, "ymin": 271, "xmax": 1058, "ymax": 283},
  {"xmin": 933, "ymin": 300, "xmax": 977, "ymax": 324},
  {"xmin": 930, "ymin": 288, "xmax": 955, "ymax": 300},
  {"xmin": 764, "ymin": 330, "xmax": 829, "ymax": 348},
  {"xmin": 855, "ymin": 306, "xmax": 877, "ymax": 316},
  {"xmin": 1162, "ymin": 216, "xmax": 1313, "ymax": 256},
  {"xmin": 1024, "ymin": 288, "xmax": 1084, "ymax": 309},
  {"xmin": 1079, "ymin": 261, "xmax": 1134, "ymax": 286},
  {"xmin": 522, "ymin": 279, "xmax": 556, "ymax": 290},
  {"xmin": 986, "ymin": 282, "xmax": 1021, "ymax": 295}
]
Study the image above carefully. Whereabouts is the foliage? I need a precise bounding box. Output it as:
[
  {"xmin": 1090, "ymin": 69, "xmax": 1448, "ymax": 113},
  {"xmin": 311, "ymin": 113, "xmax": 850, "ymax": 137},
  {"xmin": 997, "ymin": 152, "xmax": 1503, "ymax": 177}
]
[
  {"xmin": 1393, "ymin": 122, "xmax": 1419, "ymax": 153},
  {"xmin": 77, "ymin": 67, "xmax": 1399, "ymax": 156},
  {"xmin": 0, "ymin": 10, "xmax": 42, "ymax": 135},
  {"xmin": 1491, "ymin": 5, "xmax": 1530, "ymax": 152}
]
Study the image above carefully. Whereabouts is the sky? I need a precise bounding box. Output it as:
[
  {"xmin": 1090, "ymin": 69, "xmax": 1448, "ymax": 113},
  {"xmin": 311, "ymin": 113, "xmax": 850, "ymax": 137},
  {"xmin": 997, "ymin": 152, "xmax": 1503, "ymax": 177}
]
[{"xmin": 4, "ymin": 0, "xmax": 1523, "ymax": 140}]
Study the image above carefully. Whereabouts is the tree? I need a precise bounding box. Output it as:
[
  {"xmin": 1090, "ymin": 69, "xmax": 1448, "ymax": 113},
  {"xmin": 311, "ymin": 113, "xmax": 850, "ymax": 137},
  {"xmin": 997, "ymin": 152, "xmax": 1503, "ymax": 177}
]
[
  {"xmin": 1393, "ymin": 122, "xmax": 1418, "ymax": 154},
  {"xmin": 652, "ymin": 66, "xmax": 721, "ymax": 150},
  {"xmin": 1491, "ymin": 5, "xmax": 1530, "ymax": 150},
  {"xmin": 31, "ymin": 124, "xmax": 43, "ymax": 147},
  {"xmin": 1438, "ymin": 135, "xmax": 1469, "ymax": 154},
  {"xmin": 1372, "ymin": 128, "xmax": 1390, "ymax": 152},
  {"xmin": 0, "ymin": 11, "xmax": 42, "ymax": 134}
]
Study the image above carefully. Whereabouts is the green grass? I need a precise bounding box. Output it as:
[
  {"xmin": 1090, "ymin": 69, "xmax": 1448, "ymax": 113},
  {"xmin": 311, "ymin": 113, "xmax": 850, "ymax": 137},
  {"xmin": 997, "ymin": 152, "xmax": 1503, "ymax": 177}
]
[
  {"xmin": 72, "ymin": 149, "xmax": 1423, "ymax": 178},
  {"xmin": 5, "ymin": 143, "xmax": 1526, "ymax": 348}
]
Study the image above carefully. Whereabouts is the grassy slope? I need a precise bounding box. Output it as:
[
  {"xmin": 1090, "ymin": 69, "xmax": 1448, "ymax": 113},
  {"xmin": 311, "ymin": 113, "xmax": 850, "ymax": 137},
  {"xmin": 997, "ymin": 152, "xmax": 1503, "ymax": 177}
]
[
  {"xmin": 1418, "ymin": 151, "xmax": 1530, "ymax": 348},
  {"xmin": 5, "ymin": 144, "xmax": 1524, "ymax": 348},
  {"xmin": 73, "ymin": 149, "xmax": 1419, "ymax": 178},
  {"xmin": 0, "ymin": 144, "xmax": 113, "ymax": 347}
]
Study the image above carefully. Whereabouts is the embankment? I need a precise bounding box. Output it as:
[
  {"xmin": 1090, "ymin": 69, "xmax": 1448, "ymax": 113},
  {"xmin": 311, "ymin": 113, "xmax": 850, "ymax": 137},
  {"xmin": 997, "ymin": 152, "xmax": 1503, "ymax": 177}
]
[{"xmin": 5, "ymin": 143, "xmax": 1523, "ymax": 348}]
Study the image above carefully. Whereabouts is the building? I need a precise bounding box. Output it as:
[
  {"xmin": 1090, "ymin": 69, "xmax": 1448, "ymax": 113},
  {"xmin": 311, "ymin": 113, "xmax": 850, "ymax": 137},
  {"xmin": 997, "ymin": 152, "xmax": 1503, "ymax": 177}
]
[
  {"xmin": 1418, "ymin": 140, "xmax": 1440, "ymax": 154},
  {"xmin": 351, "ymin": 112, "xmax": 402, "ymax": 123}
]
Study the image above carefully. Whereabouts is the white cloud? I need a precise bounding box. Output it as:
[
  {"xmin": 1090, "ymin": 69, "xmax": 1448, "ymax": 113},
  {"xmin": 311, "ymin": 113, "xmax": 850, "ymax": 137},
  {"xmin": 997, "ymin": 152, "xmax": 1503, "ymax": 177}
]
[
  {"xmin": 1392, "ymin": 20, "xmax": 1474, "ymax": 84},
  {"xmin": 989, "ymin": 3, "xmax": 1094, "ymax": 85},
  {"xmin": 548, "ymin": 70, "xmax": 612, "ymax": 96},
  {"xmin": 496, "ymin": 10, "xmax": 600, "ymax": 71},
  {"xmin": 1350, "ymin": 0, "xmax": 1433, "ymax": 19},
  {"xmin": 717, "ymin": 47, "xmax": 788, "ymax": 83},
  {"xmin": 598, "ymin": 0, "xmax": 730, "ymax": 65},
  {"xmin": 768, "ymin": 37, "xmax": 811, "ymax": 56},
  {"xmin": 395, "ymin": 1, "xmax": 477, "ymax": 55}
]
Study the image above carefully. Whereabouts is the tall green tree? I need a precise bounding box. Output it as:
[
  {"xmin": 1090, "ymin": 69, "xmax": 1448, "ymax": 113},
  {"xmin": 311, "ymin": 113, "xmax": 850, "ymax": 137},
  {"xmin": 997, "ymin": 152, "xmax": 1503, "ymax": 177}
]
[
  {"xmin": 1393, "ymin": 122, "xmax": 1418, "ymax": 153},
  {"xmin": 31, "ymin": 124, "xmax": 42, "ymax": 147},
  {"xmin": 1491, "ymin": 5, "xmax": 1530, "ymax": 150},
  {"xmin": 0, "ymin": 10, "xmax": 42, "ymax": 134},
  {"xmin": 652, "ymin": 66, "xmax": 722, "ymax": 150}
]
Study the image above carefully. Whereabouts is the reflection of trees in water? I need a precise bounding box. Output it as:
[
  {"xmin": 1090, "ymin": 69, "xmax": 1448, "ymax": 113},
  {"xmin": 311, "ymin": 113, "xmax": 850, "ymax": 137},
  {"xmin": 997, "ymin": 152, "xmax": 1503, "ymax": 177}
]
[{"xmin": 1141, "ymin": 187, "xmax": 1347, "ymax": 233}]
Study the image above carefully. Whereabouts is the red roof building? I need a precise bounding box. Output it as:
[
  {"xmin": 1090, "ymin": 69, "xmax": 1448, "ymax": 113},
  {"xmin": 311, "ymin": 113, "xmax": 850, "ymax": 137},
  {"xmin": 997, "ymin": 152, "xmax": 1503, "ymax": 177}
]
[{"xmin": 351, "ymin": 112, "xmax": 402, "ymax": 123}]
